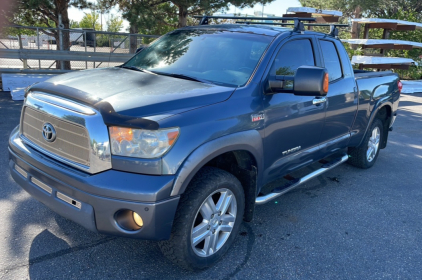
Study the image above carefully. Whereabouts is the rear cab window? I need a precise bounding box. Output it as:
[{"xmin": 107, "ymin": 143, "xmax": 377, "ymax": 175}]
[{"xmin": 319, "ymin": 40, "xmax": 343, "ymax": 82}]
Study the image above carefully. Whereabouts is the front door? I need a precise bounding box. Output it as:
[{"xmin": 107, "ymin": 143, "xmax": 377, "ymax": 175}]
[
  {"xmin": 262, "ymin": 37, "xmax": 326, "ymax": 184},
  {"xmin": 317, "ymin": 39, "xmax": 358, "ymax": 153}
]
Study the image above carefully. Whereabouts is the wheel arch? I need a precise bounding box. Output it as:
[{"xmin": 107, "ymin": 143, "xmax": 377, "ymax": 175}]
[
  {"xmin": 170, "ymin": 130, "xmax": 264, "ymax": 221},
  {"xmin": 356, "ymin": 100, "xmax": 393, "ymax": 148}
]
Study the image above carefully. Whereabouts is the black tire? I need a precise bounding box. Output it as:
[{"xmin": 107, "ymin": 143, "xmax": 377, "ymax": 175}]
[
  {"xmin": 158, "ymin": 166, "xmax": 245, "ymax": 270},
  {"xmin": 348, "ymin": 118, "xmax": 384, "ymax": 169}
]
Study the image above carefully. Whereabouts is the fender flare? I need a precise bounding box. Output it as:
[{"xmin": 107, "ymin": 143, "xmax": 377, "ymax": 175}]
[
  {"xmin": 356, "ymin": 97, "xmax": 393, "ymax": 147},
  {"xmin": 170, "ymin": 130, "xmax": 264, "ymax": 196}
]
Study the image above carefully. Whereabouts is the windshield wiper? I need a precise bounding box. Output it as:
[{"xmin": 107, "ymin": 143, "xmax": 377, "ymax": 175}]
[
  {"xmin": 121, "ymin": 65, "xmax": 155, "ymax": 75},
  {"xmin": 151, "ymin": 71, "xmax": 213, "ymax": 84}
]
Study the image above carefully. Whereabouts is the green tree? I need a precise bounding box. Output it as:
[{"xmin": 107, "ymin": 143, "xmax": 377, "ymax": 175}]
[
  {"xmin": 70, "ymin": 19, "xmax": 80, "ymax": 28},
  {"xmin": 100, "ymin": 0, "xmax": 275, "ymax": 53},
  {"xmin": 3, "ymin": 0, "xmax": 93, "ymax": 69},
  {"xmin": 299, "ymin": 0, "xmax": 422, "ymax": 18},
  {"xmin": 106, "ymin": 14, "xmax": 123, "ymax": 32},
  {"xmin": 80, "ymin": 11, "xmax": 101, "ymax": 30},
  {"xmin": 299, "ymin": 0, "xmax": 422, "ymax": 79}
]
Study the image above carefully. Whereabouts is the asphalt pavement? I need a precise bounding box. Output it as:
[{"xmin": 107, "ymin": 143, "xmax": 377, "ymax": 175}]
[{"xmin": 0, "ymin": 91, "xmax": 421, "ymax": 279}]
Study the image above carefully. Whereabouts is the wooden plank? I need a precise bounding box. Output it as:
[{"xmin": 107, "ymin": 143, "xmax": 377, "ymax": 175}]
[
  {"xmin": 367, "ymin": 23, "xmax": 398, "ymax": 29},
  {"xmin": 315, "ymin": 16, "xmax": 339, "ymax": 23},
  {"xmin": 362, "ymin": 44, "xmax": 394, "ymax": 49},
  {"xmin": 359, "ymin": 64, "xmax": 410, "ymax": 70},
  {"xmin": 396, "ymin": 25, "xmax": 417, "ymax": 31},
  {"xmin": 361, "ymin": 44, "xmax": 413, "ymax": 50},
  {"xmin": 392, "ymin": 45, "xmax": 414, "ymax": 50},
  {"xmin": 282, "ymin": 13, "xmax": 312, "ymax": 18}
]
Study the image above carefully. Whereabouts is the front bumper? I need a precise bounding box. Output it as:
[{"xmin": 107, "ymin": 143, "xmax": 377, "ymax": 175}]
[{"xmin": 8, "ymin": 127, "xmax": 179, "ymax": 240}]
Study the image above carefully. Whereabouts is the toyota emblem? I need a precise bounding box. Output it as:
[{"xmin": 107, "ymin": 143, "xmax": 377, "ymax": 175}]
[{"xmin": 42, "ymin": 123, "xmax": 56, "ymax": 142}]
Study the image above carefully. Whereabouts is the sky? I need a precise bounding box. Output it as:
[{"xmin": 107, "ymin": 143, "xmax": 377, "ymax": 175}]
[{"xmin": 68, "ymin": 0, "xmax": 302, "ymax": 32}]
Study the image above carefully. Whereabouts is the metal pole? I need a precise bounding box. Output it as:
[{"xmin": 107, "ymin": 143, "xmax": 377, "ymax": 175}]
[
  {"xmin": 59, "ymin": 14, "xmax": 64, "ymax": 70},
  {"xmin": 93, "ymin": 31, "xmax": 96, "ymax": 68},
  {"xmin": 18, "ymin": 34, "xmax": 28, "ymax": 69},
  {"xmin": 37, "ymin": 28, "xmax": 41, "ymax": 68},
  {"xmin": 84, "ymin": 31, "xmax": 87, "ymax": 69}
]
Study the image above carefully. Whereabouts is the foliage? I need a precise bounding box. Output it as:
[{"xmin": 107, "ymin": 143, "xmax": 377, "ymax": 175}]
[
  {"xmin": 3, "ymin": 0, "xmax": 93, "ymax": 69},
  {"xmin": 100, "ymin": 0, "xmax": 275, "ymax": 36},
  {"xmin": 4, "ymin": 0, "xmax": 93, "ymax": 28},
  {"xmin": 299, "ymin": 0, "xmax": 422, "ymax": 18},
  {"xmin": 299, "ymin": 0, "xmax": 422, "ymax": 79},
  {"xmin": 134, "ymin": 3, "xmax": 179, "ymax": 44},
  {"xmin": 342, "ymin": 42, "xmax": 363, "ymax": 60},
  {"xmin": 387, "ymin": 9, "xmax": 422, "ymax": 79},
  {"xmin": 80, "ymin": 11, "xmax": 101, "ymax": 30},
  {"xmin": 96, "ymin": 34, "xmax": 110, "ymax": 47},
  {"xmin": 3, "ymin": 12, "xmax": 39, "ymax": 36},
  {"xmin": 70, "ymin": 19, "xmax": 80, "ymax": 28},
  {"xmin": 106, "ymin": 14, "xmax": 124, "ymax": 32}
]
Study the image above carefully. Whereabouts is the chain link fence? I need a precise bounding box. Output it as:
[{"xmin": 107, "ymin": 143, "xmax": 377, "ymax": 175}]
[{"xmin": 0, "ymin": 26, "xmax": 159, "ymax": 70}]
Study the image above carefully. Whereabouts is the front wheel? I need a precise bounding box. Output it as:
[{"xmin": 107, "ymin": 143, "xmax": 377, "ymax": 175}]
[
  {"xmin": 159, "ymin": 167, "xmax": 245, "ymax": 270},
  {"xmin": 348, "ymin": 118, "xmax": 384, "ymax": 169}
]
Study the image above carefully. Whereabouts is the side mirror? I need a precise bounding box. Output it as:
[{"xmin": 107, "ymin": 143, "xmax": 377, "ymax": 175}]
[
  {"xmin": 293, "ymin": 66, "xmax": 329, "ymax": 96},
  {"xmin": 266, "ymin": 76, "xmax": 292, "ymax": 93},
  {"xmin": 136, "ymin": 46, "xmax": 144, "ymax": 53},
  {"xmin": 266, "ymin": 66, "xmax": 329, "ymax": 96}
]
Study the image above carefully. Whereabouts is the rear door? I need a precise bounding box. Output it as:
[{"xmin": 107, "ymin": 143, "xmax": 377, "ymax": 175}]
[
  {"xmin": 262, "ymin": 36, "xmax": 327, "ymax": 184},
  {"xmin": 316, "ymin": 39, "xmax": 358, "ymax": 153}
]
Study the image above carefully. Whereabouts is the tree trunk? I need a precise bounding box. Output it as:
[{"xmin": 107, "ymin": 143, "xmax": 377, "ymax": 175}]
[
  {"xmin": 178, "ymin": 6, "xmax": 188, "ymax": 28},
  {"xmin": 129, "ymin": 24, "xmax": 139, "ymax": 54},
  {"xmin": 351, "ymin": 6, "xmax": 361, "ymax": 51},
  {"xmin": 55, "ymin": 0, "xmax": 71, "ymax": 70}
]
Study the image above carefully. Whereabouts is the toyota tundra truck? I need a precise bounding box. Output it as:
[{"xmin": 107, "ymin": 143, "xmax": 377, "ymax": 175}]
[{"xmin": 9, "ymin": 19, "xmax": 401, "ymax": 270}]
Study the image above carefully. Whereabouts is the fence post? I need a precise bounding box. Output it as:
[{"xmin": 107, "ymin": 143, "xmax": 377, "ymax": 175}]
[
  {"xmin": 18, "ymin": 34, "xmax": 28, "ymax": 69},
  {"xmin": 58, "ymin": 14, "xmax": 64, "ymax": 70},
  {"xmin": 37, "ymin": 28, "xmax": 41, "ymax": 69},
  {"xmin": 93, "ymin": 31, "xmax": 96, "ymax": 68},
  {"xmin": 84, "ymin": 31, "xmax": 88, "ymax": 69}
]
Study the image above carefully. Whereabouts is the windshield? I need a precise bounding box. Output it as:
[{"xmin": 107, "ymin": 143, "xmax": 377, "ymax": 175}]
[{"xmin": 124, "ymin": 29, "xmax": 272, "ymax": 87}]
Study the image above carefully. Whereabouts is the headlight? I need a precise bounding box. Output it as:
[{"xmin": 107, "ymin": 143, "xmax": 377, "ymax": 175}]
[{"xmin": 109, "ymin": 126, "xmax": 179, "ymax": 158}]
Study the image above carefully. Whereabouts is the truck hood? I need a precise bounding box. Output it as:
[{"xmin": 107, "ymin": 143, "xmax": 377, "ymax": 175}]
[{"xmin": 29, "ymin": 67, "xmax": 235, "ymax": 128}]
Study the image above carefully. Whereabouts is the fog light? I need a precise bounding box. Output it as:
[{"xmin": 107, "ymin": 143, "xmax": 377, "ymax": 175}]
[
  {"xmin": 133, "ymin": 212, "xmax": 143, "ymax": 227},
  {"xmin": 114, "ymin": 209, "xmax": 143, "ymax": 231}
]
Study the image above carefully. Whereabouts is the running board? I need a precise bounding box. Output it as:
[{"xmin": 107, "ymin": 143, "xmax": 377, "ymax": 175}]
[{"xmin": 255, "ymin": 154, "xmax": 349, "ymax": 205}]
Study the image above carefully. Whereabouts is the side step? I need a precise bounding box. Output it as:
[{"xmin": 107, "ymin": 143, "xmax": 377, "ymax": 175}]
[{"xmin": 255, "ymin": 154, "xmax": 349, "ymax": 205}]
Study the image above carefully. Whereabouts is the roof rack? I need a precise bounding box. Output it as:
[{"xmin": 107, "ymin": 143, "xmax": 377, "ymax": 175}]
[
  {"xmin": 193, "ymin": 15, "xmax": 316, "ymax": 32},
  {"xmin": 235, "ymin": 21, "xmax": 349, "ymax": 38}
]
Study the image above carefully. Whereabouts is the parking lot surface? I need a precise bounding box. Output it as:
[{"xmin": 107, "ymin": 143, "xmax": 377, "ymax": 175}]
[{"xmin": 1, "ymin": 91, "xmax": 421, "ymax": 279}]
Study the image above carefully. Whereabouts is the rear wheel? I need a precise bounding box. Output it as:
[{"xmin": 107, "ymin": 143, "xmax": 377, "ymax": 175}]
[
  {"xmin": 159, "ymin": 167, "xmax": 245, "ymax": 270},
  {"xmin": 348, "ymin": 118, "xmax": 383, "ymax": 169}
]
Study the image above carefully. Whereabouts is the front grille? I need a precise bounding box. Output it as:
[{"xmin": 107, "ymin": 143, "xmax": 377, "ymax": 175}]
[{"xmin": 21, "ymin": 106, "xmax": 90, "ymax": 166}]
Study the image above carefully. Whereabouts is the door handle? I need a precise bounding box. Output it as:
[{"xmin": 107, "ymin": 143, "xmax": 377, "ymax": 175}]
[{"xmin": 312, "ymin": 97, "xmax": 327, "ymax": 105}]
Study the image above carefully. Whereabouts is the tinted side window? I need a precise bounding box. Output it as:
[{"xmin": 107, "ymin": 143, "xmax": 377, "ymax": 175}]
[
  {"xmin": 320, "ymin": 40, "xmax": 342, "ymax": 82},
  {"xmin": 271, "ymin": 39, "xmax": 315, "ymax": 89}
]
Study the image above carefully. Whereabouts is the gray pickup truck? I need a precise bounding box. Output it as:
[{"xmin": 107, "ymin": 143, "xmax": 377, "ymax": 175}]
[{"xmin": 9, "ymin": 19, "xmax": 401, "ymax": 270}]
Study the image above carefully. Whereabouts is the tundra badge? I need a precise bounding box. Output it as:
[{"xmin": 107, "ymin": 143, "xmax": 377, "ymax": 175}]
[
  {"xmin": 282, "ymin": 146, "xmax": 301, "ymax": 155},
  {"xmin": 251, "ymin": 113, "xmax": 265, "ymax": 122}
]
